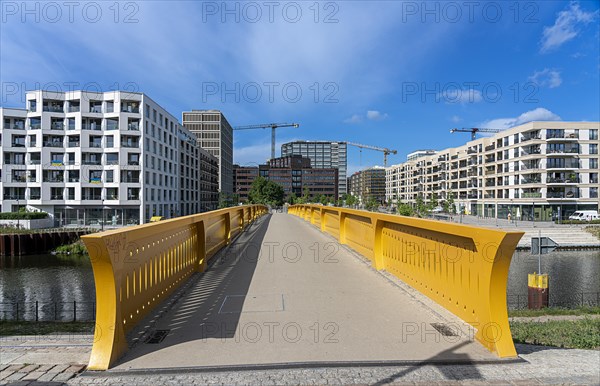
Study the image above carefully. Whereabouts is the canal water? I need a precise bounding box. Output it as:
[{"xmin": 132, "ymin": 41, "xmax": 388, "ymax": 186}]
[{"xmin": 0, "ymin": 250, "xmax": 598, "ymax": 319}]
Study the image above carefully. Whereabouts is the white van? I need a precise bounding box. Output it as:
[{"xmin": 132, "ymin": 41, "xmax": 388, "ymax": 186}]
[{"xmin": 568, "ymin": 210, "xmax": 600, "ymax": 221}]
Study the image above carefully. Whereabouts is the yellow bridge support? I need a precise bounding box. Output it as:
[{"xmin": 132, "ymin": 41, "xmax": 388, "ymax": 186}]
[
  {"xmin": 289, "ymin": 205, "xmax": 523, "ymax": 358},
  {"xmin": 81, "ymin": 205, "xmax": 268, "ymax": 370}
]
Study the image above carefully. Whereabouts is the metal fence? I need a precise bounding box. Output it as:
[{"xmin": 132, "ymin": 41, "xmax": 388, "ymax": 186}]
[
  {"xmin": 507, "ymin": 292, "xmax": 600, "ymax": 310},
  {"xmin": 0, "ymin": 301, "xmax": 96, "ymax": 322}
]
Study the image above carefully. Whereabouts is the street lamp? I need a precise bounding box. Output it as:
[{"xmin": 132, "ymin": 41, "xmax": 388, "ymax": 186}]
[{"xmin": 101, "ymin": 198, "xmax": 105, "ymax": 232}]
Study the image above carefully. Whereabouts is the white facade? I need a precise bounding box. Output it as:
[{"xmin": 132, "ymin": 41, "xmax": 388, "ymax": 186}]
[
  {"xmin": 1, "ymin": 90, "xmax": 204, "ymax": 226},
  {"xmin": 386, "ymin": 121, "xmax": 600, "ymax": 220}
]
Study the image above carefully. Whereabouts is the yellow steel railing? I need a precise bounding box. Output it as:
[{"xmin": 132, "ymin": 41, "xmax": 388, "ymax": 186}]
[
  {"xmin": 81, "ymin": 205, "xmax": 268, "ymax": 370},
  {"xmin": 289, "ymin": 204, "xmax": 523, "ymax": 358}
]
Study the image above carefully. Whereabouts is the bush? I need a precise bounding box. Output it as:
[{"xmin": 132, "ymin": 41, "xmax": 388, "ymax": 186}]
[
  {"xmin": 54, "ymin": 240, "xmax": 88, "ymax": 255},
  {"xmin": 0, "ymin": 211, "xmax": 48, "ymax": 220}
]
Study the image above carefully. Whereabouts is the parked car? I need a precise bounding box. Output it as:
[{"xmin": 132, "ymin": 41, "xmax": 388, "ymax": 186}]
[{"xmin": 568, "ymin": 210, "xmax": 600, "ymax": 221}]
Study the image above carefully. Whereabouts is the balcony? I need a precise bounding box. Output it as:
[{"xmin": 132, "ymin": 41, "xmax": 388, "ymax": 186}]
[
  {"xmin": 51, "ymin": 122, "xmax": 65, "ymax": 130},
  {"xmin": 122, "ymin": 142, "xmax": 139, "ymax": 148},
  {"xmin": 121, "ymin": 102, "xmax": 140, "ymax": 113},
  {"xmin": 82, "ymin": 195, "xmax": 102, "ymax": 200},
  {"xmin": 547, "ymin": 190, "xmax": 579, "ymax": 199},
  {"xmin": 82, "ymin": 160, "xmax": 102, "ymax": 166},
  {"xmin": 82, "ymin": 122, "xmax": 101, "ymax": 131},
  {"xmin": 68, "ymin": 141, "xmax": 80, "ymax": 148},
  {"xmin": 89, "ymin": 105, "xmax": 103, "ymax": 114},
  {"xmin": 127, "ymin": 194, "xmax": 140, "ymax": 200},
  {"xmin": 29, "ymin": 123, "xmax": 41, "ymax": 130},
  {"xmin": 522, "ymin": 192, "xmax": 542, "ymax": 198},
  {"xmin": 29, "ymin": 194, "xmax": 41, "ymax": 200},
  {"xmin": 11, "ymin": 141, "xmax": 26, "ymax": 148},
  {"xmin": 128, "ymin": 122, "xmax": 140, "ymax": 131},
  {"xmin": 43, "ymin": 103, "xmax": 64, "ymax": 113},
  {"xmin": 43, "ymin": 178, "xmax": 64, "ymax": 183},
  {"xmin": 43, "ymin": 141, "xmax": 64, "ymax": 148},
  {"xmin": 547, "ymin": 132, "xmax": 579, "ymax": 140},
  {"xmin": 51, "ymin": 194, "xmax": 64, "ymax": 200},
  {"xmin": 3, "ymin": 195, "xmax": 26, "ymax": 200},
  {"xmin": 547, "ymin": 176, "xmax": 579, "ymax": 184},
  {"xmin": 90, "ymin": 142, "xmax": 102, "ymax": 148}
]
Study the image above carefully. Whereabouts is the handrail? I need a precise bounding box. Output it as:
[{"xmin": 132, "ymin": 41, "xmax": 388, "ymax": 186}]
[
  {"xmin": 289, "ymin": 204, "xmax": 523, "ymax": 358},
  {"xmin": 81, "ymin": 205, "xmax": 268, "ymax": 370}
]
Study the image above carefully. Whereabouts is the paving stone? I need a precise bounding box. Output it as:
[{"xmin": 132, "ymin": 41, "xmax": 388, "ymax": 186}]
[
  {"xmin": 5, "ymin": 364, "xmax": 25, "ymax": 372},
  {"xmin": 21, "ymin": 371, "xmax": 46, "ymax": 381},
  {"xmin": 0, "ymin": 370, "xmax": 16, "ymax": 381},
  {"xmin": 52, "ymin": 371, "xmax": 78, "ymax": 382},
  {"xmin": 5, "ymin": 371, "xmax": 27, "ymax": 381},
  {"xmin": 19, "ymin": 364, "xmax": 41, "ymax": 373}
]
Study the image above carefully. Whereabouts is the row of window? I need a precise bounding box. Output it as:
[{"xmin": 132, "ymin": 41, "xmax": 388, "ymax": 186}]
[{"xmin": 3, "ymin": 186, "xmax": 140, "ymax": 201}]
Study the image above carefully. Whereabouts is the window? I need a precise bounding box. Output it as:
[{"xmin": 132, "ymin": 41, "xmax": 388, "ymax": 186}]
[
  {"xmin": 590, "ymin": 144, "xmax": 598, "ymax": 155},
  {"xmin": 590, "ymin": 129, "xmax": 598, "ymax": 140},
  {"xmin": 106, "ymin": 135, "xmax": 114, "ymax": 148},
  {"xmin": 590, "ymin": 159, "xmax": 598, "ymax": 169}
]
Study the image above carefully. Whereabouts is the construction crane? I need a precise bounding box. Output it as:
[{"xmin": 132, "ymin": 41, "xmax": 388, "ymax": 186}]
[
  {"xmin": 234, "ymin": 123, "xmax": 300, "ymax": 159},
  {"xmin": 346, "ymin": 142, "xmax": 397, "ymax": 167},
  {"xmin": 450, "ymin": 127, "xmax": 501, "ymax": 140}
]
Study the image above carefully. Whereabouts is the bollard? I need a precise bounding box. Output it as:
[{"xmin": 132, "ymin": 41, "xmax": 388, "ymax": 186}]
[{"xmin": 528, "ymin": 273, "xmax": 549, "ymax": 309}]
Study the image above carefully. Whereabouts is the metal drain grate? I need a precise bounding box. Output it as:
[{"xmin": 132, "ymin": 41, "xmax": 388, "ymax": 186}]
[
  {"xmin": 430, "ymin": 323, "xmax": 459, "ymax": 337},
  {"xmin": 145, "ymin": 329, "xmax": 170, "ymax": 344}
]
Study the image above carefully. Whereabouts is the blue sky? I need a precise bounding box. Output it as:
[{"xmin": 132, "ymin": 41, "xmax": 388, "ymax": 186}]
[{"xmin": 1, "ymin": 1, "xmax": 599, "ymax": 174}]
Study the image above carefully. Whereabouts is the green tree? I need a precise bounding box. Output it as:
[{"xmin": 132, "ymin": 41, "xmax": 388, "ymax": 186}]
[
  {"xmin": 286, "ymin": 192, "xmax": 297, "ymax": 205},
  {"xmin": 397, "ymin": 203, "xmax": 414, "ymax": 216},
  {"xmin": 365, "ymin": 196, "xmax": 379, "ymax": 212},
  {"xmin": 447, "ymin": 191, "xmax": 456, "ymax": 214},
  {"xmin": 248, "ymin": 176, "xmax": 285, "ymax": 206},
  {"xmin": 218, "ymin": 192, "xmax": 234, "ymax": 209},
  {"xmin": 415, "ymin": 195, "xmax": 428, "ymax": 216},
  {"xmin": 345, "ymin": 194, "xmax": 358, "ymax": 207},
  {"xmin": 429, "ymin": 192, "xmax": 439, "ymax": 210}
]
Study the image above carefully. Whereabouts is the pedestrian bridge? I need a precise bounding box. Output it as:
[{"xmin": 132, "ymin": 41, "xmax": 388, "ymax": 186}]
[{"xmin": 81, "ymin": 205, "xmax": 523, "ymax": 371}]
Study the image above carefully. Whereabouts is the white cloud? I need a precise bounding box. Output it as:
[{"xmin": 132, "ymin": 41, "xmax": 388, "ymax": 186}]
[
  {"xmin": 366, "ymin": 110, "xmax": 388, "ymax": 121},
  {"xmin": 480, "ymin": 108, "xmax": 561, "ymax": 132},
  {"xmin": 439, "ymin": 89, "xmax": 483, "ymax": 104},
  {"xmin": 540, "ymin": 2, "xmax": 598, "ymax": 53},
  {"xmin": 528, "ymin": 69, "xmax": 563, "ymax": 89},
  {"xmin": 451, "ymin": 115, "xmax": 462, "ymax": 123},
  {"xmin": 343, "ymin": 114, "xmax": 363, "ymax": 124},
  {"xmin": 344, "ymin": 110, "xmax": 388, "ymax": 124}
]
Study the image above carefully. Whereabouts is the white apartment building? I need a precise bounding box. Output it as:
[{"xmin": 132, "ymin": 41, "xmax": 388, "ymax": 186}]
[
  {"xmin": 0, "ymin": 90, "xmax": 205, "ymax": 226},
  {"xmin": 386, "ymin": 121, "xmax": 600, "ymax": 221}
]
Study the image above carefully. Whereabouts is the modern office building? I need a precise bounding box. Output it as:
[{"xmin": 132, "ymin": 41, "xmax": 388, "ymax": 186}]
[
  {"xmin": 198, "ymin": 148, "xmax": 219, "ymax": 211},
  {"xmin": 233, "ymin": 155, "xmax": 338, "ymax": 201},
  {"xmin": 233, "ymin": 164, "xmax": 259, "ymax": 203},
  {"xmin": 182, "ymin": 110, "xmax": 234, "ymax": 195},
  {"xmin": 0, "ymin": 90, "xmax": 208, "ymax": 226},
  {"xmin": 386, "ymin": 121, "xmax": 600, "ymax": 220},
  {"xmin": 281, "ymin": 141, "xmax": 347, "ymax": 197},
  {"xmin": 348, "ymin": 167, "xmax": 386, "ymax": 204}
]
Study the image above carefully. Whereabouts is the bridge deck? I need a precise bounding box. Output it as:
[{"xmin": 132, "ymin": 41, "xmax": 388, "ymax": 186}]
[{"xmin": 112, "ymin": 213, "xmax": 497, "ymax": 370}]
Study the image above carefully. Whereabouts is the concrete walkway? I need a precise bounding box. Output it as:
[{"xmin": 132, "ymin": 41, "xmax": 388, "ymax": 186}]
[
  {"xmin": 432, "ymin": 214, "xmax": 600, "ymax": 249},
  {"xmin": 109, "ymin": 212, "xmax": 496, "ymax": 371}
]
